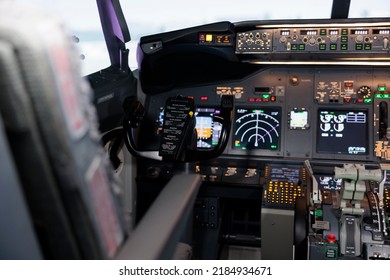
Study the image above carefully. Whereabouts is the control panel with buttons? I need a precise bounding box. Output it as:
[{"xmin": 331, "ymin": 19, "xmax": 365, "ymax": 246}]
[
  {"xmin": 236, "ymin": 24, "xmax": 390, "ymax": 54},
  {"xmin": 262, "ymin": 165, "xmax": 306, "ymax": 209},
  {"xmin": 263, "ymin": 180, "xmax": 304, "ymax": 209}
]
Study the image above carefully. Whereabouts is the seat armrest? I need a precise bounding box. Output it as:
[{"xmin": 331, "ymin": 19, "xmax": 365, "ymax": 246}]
[{"xmin": 115, "ymin": 173, "xmax": 201, "ymax": 259}]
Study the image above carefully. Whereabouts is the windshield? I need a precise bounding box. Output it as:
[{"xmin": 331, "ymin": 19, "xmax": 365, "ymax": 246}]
[{"xmin": 17, "ymin": 0, "xmax": 390, "ymax": 74}]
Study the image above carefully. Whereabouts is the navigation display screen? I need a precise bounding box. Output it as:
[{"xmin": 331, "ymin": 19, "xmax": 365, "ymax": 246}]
[
  {"xmin": 317, "ymin": 109, "xmax": 368, "ymax": 155},
  {"xmin": 233, "ymin": 108, "xmax": 281, "ymax": 150}
]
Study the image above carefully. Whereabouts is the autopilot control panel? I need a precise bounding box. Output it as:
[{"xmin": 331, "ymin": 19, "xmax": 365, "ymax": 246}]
[{"xmin": 236, "ymin": 24, "xmax": 390, "ymax": 54}]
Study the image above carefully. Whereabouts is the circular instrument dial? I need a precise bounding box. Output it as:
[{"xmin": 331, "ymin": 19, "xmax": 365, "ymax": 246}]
[{"xmin": 357, "ymin": 86, "xmax": 372, "ymax": 99}]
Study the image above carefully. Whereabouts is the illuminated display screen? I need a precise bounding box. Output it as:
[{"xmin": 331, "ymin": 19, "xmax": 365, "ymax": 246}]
[
  {"xmin": 280, "ymin": 30, "xmax": 290, "ymax": 36},
  {"xmin": 317, "ymin": 109, "xmax": 368, "ymax": 155},
  {"xmin": 351, "ymin": 29, "xmax": 369, "ymax": 35},
  {"xmin": 300, "ymin": 30, "xmax": 318, "ymax": 35},
  {"xmin": 373, "ymin": 29, "xmax": 390, "ymax": 35},
  {"xmin": 195, "ymin": 108, "xmax": 221, "ymax": 149},
  {"xmin": 157, "ymin": 107, "xmax": 221, "ymax": 149},
  {"xmin": 289, "ymin": 109, "xmax": 309, "ymax": 129},
  {"xmin": 233, "ymin": 108, "xmax": 281, "ymax": 150}
]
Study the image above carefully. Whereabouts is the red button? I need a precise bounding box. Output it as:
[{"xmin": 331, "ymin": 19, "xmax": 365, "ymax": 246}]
[{"xmin": 326, "ymin": 234, "xmax": 337, "ymax": 243}]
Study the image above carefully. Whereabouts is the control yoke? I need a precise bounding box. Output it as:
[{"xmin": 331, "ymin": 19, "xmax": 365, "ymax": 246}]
[{"xmin": 123, "ymin": 95, "xmax": 233, "ymax": 162}]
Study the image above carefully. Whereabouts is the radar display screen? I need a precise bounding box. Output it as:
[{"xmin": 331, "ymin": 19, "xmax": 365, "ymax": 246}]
[
  {"xmin": 233, "ymin": 108, "xmax": 281, "ymax": 150},
  {"xmin": 195, "ymin": 108, "xmax": 221, "ymax": 149},
  {"xmin": 317, "ymin": 109, "xmax": 368, "ymax": 155}
]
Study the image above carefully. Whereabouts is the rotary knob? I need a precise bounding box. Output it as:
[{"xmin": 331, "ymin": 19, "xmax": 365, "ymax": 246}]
[{"xmin": 330, "ymin": 35, "xmax": 338, "ymax": 43}]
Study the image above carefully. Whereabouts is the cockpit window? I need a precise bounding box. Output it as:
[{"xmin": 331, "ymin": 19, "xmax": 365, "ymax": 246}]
[
  {"xmin": 121, "ymin": 0, "xmax": 333, "ymax": 34},
  {"xmin": 349, "ymin": 0, "xmax": 390, "ymax": 17},
  {"xmin": 18, "ymin": 0, "xmax": 390, "ymax": 75},
  {"xmin": 17, "ymin": 0, "xmax": 110, "ymax": 75}
]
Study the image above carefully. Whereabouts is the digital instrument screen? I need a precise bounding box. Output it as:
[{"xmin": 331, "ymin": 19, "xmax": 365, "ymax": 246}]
[
  {"xmin": 280, "ymin": 30, "xmax": 290, "ymax": 36},
  {"xmin": 157, "ymin": 107, "xmax": 221, "ymax": 149},
  {"xmin": 317, "ymin": 109, "xmax": 368, "ymax": 155},
  {"xmin": 300, "ymin": 30, "xmax": 318, "ymax": 35},
  {"xmin": 233, "ymin": 108, "xmax": 281, "ymax": 150},
  {"xmin": 289, "ymin": 109, "xmax": 309, "ymax": 129},
  {"xmin": 195, "ymin": 108, "xmax": 221, "ymax": 149},
  {"xmin": 270, "ymin": 166, "xmax": 300, "ymax": 184},
  {"xmin": 373, "ymin": 29, "xmax": 390, "ymax": 35},
  {"xmin": 351, "ymin": 29, "xmax": 369, "ymax": 35}
]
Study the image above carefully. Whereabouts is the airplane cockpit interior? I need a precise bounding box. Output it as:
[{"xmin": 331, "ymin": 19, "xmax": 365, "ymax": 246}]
[{"xmin": 1, "ymin": 0, "xmax": 390, "ymax": 261}]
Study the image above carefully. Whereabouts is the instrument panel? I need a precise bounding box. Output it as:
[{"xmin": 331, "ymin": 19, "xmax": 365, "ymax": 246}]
[
  {"xmin": 135, "ymin": 18, "xmax": 390, "ymax": 261},
  {"xmin": 140, "ymin": 67, "xmax": 390, "ymax": 163},
  {"xmin": 236, "ymin": 23, "xmax": 390, "ymax": 54}
]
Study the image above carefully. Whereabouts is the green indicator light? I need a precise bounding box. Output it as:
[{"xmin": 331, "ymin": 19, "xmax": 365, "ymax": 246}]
[
  {"xmin": 364, "ymin": 43, "xmax": 372, "ymax": 50},
  {"xmin": 299, "ymin": 44, "xmax": 305, "ymax": 50},
  {"xmin": 384, "ymin": 94, "xmax": 390, "ymax": 98},
  {"xmin": 341, "ymin": 44, "xmax": 348, "ymax": 50},
  {"xmin": 319, "ymin": 44, "xmax": 326, "ymax": 50},
  {"xmin": 341, "ymin": 36, "xmax": 348, "ymax": 43},
  {"xmin": 320, "ymin": 29, "xmax": 326, "ymax": 35},
  {"xmin": 315, "ymin": 209, "xmax": 323, "ymax": 217},
  {"xmin": 330, "ymin": 44, "xmax": 337, "ymax": 50},
  {"xmin": 378, "ymin": 85, "xmax": 386, "ymax": 91},
  {"xmin": 212, "ymin": 142, "xmax": 218, "ymax": 146},
  {"xmin": 342, "ymin": 29, "xmax": 348, "ymax": 35},
  {"xmin": 364, "ymin": 99, "xmax": 372, "ymax": 103},
  {"xmin": 242, "ymin": 147, "xmax": 247, "ymax": 151},
  {"xmin": 271, "ymin": 145, "xmax": 277, "ymax": 149},
  {"xmin": 262, "ymin": 94, "xmax": 270, "ymax": 99},
  {"xmin": 356, "ymin": 43, "xmax": 363, "ymax": 50},
  {"xmin": 326, "ymin": 249, "xmax": 337, "ymax": 259},
  {"xmin": 291, "ymin": 44, "xmax": 298, "ymax": 50}
]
